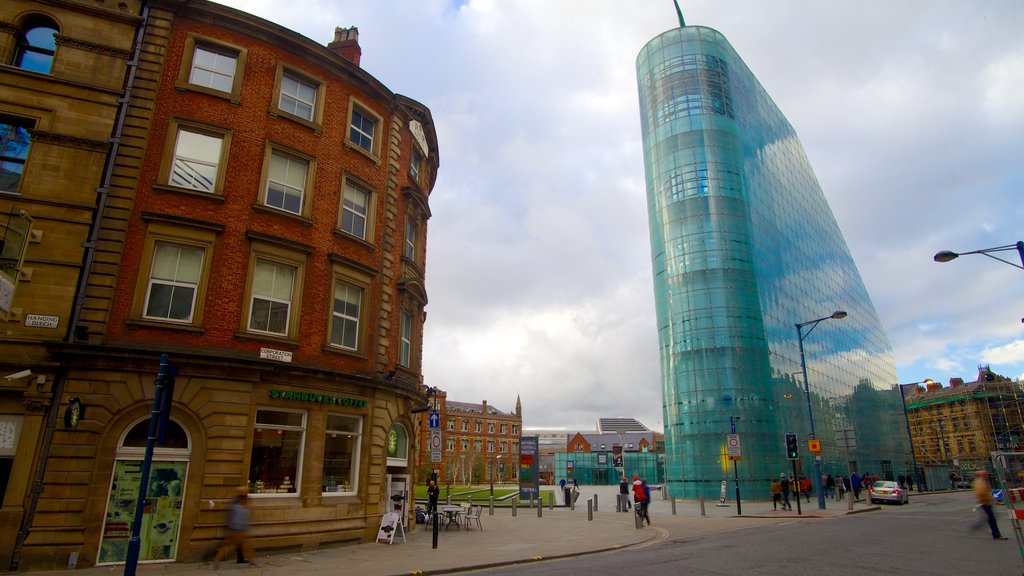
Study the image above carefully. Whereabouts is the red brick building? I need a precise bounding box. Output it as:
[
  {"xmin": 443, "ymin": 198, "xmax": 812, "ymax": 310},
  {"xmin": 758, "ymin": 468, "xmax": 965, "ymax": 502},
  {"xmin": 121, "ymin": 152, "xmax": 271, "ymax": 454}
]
[
  {"xmin": 415, "ymin": 391, "xmax": 522, "ymax": 486},
  {"xmin": 5, "ymin": 0, "xmax": 437, "ymax": 570}
]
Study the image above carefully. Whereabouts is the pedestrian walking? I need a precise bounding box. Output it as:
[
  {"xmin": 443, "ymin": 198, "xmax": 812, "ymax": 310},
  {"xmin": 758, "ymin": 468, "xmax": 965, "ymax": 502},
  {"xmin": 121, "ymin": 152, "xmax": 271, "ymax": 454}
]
[
  {"xmin": 799, "ymin": 475, "xmax": 811, "ymax": 503},
  {"xmin": 779, "ymin": 473, "xmax": 792, "ymax": 511},
  {"xmin": 770, "ymin": 478, "xmax": 782, "ymax": 510},
  {"xmin": 632, "ymin": 475, "xmax": 648, "ymax": 526},
  {"xmin": 970, "ymin": 471, "xmax": 1007, "ymax": 540},
  {"xmin": 825, "ymin": 474, "xmax": 836, "ymax": 499},
  {"xmin": 851, "ymin": 472, "xmax": 861, "ymax": 500},
  {"xmin": 212, "ymin": 486, "xmax": 256, "ymax": 568},
  {"xmin": 641, "ymin": 478, "xmax": 651, "ymax": 525}
]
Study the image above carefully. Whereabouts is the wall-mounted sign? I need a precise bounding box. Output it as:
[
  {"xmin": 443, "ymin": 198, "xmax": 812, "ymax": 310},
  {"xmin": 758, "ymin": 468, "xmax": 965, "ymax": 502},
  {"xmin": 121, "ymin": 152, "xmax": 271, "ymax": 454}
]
[
  {"xmin": 25, "ymin": 314, "xmax": 59, "ymax": 328},
  {"xmin": 269, "ymin": 388, "xmax": 368, "ymax": 409},
  {"xmin": 260, "ymin": 348, "xmax": 292, "ymax": 362},
  {"xmin": 64, "ymin": 397, "xmax": 85, "ymax": 429}
]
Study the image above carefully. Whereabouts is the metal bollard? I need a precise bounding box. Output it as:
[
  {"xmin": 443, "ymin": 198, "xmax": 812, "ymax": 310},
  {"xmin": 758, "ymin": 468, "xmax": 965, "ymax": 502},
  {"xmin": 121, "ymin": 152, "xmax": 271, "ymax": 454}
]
[
  {"xmin": 549, "ymin": 491, "xmax": 554, "ymax": 510},
  {"xmin": 587, "ymin": 499, "xmax": 593, "ymax": 521},
  {"xmin": 671, "ymin": 496, "xmax": 677, "ymax": 515},
  {"xmin": 512, "ymin": 496, "xmax": 517, "ymax": 517},
  {"xmin": 700, "ymin": 493, "xmax": 706, "ymax": 516},
  {"xmin": 489, "ymin": 496, "xmax": 494, "ymax": 516},
  {"xmin": 616, "ymin": 494, "xmax": 622, "ymax": 512},
  {"xmin": 847, "ymin": 489, "xmax": 854, "ymax": 510},
  {"xmin": 537, "ymin": 496, "xmax": 542, "ymax": 518},
  {"xmin": 594, "ymin": 494, "xmax": 599, "ymax": 512},
  {"xmin": 528, "ymin": 494, "xmax": 534, "ymax": 509}
]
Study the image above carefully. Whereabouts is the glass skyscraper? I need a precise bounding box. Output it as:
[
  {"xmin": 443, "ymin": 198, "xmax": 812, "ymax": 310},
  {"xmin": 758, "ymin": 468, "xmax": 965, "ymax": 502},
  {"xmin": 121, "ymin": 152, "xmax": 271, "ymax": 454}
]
[{"xmin": 637, "ymin": 25, "xmax": 909, "ymax": 500}]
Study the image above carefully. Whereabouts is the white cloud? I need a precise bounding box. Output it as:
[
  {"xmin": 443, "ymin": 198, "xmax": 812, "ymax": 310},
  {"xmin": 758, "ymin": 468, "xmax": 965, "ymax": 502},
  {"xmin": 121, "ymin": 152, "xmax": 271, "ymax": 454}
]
[{"xmin": 213, "ymin": 0, "xmax": 1024, "ymax": 427}]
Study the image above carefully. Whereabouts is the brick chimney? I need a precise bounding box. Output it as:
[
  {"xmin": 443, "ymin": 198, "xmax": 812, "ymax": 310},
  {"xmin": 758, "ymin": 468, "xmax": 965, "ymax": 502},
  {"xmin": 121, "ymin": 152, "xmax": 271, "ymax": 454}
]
[
  {"xmin": 328, "ymin": 26, "xmax": 361, "ymax": 66},
  {"xmin": 481, "ymin": 400, "xmax": 487, "ymax": 414},
  {"xmin": 949, "ymin": 378, "xmax": 964, "ymax": 388}
]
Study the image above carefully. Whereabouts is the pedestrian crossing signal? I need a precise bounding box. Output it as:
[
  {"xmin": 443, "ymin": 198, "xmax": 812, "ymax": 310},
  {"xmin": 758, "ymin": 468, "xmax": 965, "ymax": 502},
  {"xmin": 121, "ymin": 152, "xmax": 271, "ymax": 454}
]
[{"xmin": 785, "ymin": 433, "xmax": 799, "ymax": 460}]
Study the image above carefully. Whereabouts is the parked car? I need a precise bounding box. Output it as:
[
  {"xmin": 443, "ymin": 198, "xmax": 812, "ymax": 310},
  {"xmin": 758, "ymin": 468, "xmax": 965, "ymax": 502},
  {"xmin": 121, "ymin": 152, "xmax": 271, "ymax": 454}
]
[{"xmin": 869, "ymin": 480, "xmax": 909, "ymax": 505}]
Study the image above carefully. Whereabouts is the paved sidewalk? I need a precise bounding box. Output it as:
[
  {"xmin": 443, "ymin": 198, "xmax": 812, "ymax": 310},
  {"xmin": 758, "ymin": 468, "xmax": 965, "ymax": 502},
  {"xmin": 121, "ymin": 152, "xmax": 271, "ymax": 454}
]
[{"xmin": 11, "ymin": 486, "xmax": 882, "ymax": 576}]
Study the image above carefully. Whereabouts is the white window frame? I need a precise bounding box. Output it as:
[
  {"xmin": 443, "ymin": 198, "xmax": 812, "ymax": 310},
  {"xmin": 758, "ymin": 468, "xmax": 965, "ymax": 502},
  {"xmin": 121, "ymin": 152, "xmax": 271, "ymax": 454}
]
[
  {"xmin": 265, "ymin": 150, "xmax": 308, "ymax": 215},
  {"xmin": 247, "ymin": 258, "xmax": 295, "ymax": 336},
  {"xmin": 279, "ymin": 73, "xmax": 317, "ymax": 121},
  {"xmin": 189, "ymin": 45, "xmax": 237, "ymax": 92},
  {"xmin": 142, "ymin": 242, "xmax": 203, "ymax": 323},
  {"xmin": 169, "ymin": 127, "xmax": 223, "ymax": 193},
  {"xmin": 330, "ymin": 280, "xmax": 363, "ymax": 351},
  {"xmin": 340, "ymin": 178, "xmax": 371, "ymax": 239}
]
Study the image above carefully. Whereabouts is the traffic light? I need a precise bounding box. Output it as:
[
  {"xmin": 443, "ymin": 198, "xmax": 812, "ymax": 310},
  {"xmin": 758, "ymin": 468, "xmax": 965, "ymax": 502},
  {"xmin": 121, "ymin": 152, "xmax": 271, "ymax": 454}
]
[{"xmin": 785, "ymin": 432, "xmax": 799, "ymax": 460}]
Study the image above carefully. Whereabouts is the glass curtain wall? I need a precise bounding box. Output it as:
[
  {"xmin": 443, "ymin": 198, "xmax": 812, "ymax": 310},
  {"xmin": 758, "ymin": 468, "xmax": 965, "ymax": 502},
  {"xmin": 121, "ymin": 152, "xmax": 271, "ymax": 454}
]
[{"xmin": 637, "ymin": 26, "xmax": 909, "ymax": 500}]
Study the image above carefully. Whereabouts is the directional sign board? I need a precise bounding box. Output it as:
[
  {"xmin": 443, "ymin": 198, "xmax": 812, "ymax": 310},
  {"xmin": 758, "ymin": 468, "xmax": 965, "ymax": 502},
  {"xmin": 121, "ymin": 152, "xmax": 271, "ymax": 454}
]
[
  {"xmin": 727, "ymin": 433, "xmax": 742, "ymax": 461},
  {"xmin": 430, "ymin": 429, "xmax": 442, "ymax": 462},
  {"xmin": 428, "ymin": 411, "xmax": 440, "ymax": 429}
]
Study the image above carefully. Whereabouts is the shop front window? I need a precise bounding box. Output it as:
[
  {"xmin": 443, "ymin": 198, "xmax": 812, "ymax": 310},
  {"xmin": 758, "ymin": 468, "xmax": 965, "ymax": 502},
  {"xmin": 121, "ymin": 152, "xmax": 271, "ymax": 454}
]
[
  {"xmin": 249, "ymin": 409, "xmax": 304, "ymax": 495},
  {"xmin": 323, "ymin": 414, "xmax": 361, "ymax": 495}
]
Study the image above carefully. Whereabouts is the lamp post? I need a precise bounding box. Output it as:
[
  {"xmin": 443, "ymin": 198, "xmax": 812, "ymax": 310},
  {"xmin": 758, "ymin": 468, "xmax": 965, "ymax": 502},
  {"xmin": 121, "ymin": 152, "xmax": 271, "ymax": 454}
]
[
  {"xmin": 898, "ymin": 379, "xmax": 931, "ymax": 492},
  {"xmin": 796, "ymin": 310, "xmax": 847, "ymax": 510},
  {"xmin": 934, "ymin": 241, "xmax": 1024, "ymax": 270}
]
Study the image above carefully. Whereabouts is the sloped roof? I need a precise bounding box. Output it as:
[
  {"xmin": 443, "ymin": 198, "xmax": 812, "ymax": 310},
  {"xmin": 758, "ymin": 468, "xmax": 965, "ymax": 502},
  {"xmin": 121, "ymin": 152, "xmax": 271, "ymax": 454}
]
[{"xmin": 446, "ymin": 400, "xmax": 514, "ymax": 417}]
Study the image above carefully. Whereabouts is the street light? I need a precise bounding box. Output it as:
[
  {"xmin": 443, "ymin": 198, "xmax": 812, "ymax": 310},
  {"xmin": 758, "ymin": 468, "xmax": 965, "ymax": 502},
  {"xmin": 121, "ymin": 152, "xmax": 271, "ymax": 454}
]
[
  {"xmin": 934, "ymin": 241, "xmax": 1024, "ymax": 270},
  {"xmin": 796, "ymin": 310, "xmax": 847, "ymax": 510},
  {"xmin": 898, "ymin": 379, "xmax": 932, "ymax": 492}
]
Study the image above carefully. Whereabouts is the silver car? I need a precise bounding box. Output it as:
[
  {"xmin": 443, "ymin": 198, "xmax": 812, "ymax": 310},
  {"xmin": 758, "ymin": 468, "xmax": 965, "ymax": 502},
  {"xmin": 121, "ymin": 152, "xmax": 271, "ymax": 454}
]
[{"xmin": 869, "ymin": 480, "xmax": 909, "ymax": 505}]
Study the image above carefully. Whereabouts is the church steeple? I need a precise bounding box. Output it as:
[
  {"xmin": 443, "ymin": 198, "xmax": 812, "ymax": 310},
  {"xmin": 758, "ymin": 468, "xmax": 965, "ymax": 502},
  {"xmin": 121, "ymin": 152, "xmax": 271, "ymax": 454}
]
[{"xmin": 515, "ymin": 394, "xmax": 522, "ymax": 417}]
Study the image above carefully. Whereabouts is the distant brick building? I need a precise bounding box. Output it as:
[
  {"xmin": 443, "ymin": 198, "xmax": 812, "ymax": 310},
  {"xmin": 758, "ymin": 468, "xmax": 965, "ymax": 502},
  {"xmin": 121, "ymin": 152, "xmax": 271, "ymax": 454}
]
[
  {"xmin": 415, "ymin": 391, "xmax": 522, "ymax": 486},
  {"xmin": 1, "ymin": 0, "xmax": 437, "ymax": 570}
]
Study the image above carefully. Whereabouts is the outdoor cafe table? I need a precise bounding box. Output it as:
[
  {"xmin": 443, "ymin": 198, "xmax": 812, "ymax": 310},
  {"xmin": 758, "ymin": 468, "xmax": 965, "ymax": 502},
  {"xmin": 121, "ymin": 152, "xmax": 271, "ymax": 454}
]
[{"xmin": 440, "ymin": 505, "xmax": 464, "ymax": 529}]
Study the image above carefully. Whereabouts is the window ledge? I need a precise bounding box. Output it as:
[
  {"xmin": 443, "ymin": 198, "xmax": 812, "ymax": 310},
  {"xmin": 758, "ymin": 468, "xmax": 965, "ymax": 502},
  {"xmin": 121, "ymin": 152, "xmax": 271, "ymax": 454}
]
[
  {"xmin": 126, "ymin": 318, "xmax": 205, "ymax": 335},
  {"xmin": 253, "ymin": 203, "xmax": 313, "ymax": 227},
  {"xmin": 343, "ymin": 140, "xmax": 381, "ymax": 166},
  {"xmin": 152, "ymin": 183, "xmax": 226, "ymax": 202},
  {"xmin": 234, "ymin": 331, "xmax": 300, "ymax": 347},
  {"xmin": 174, "ymin": 82, "xmax": 242, "ymax": 105},
  {"xmin": 321, "ymin": 344, "xmax": 368, "ymax": 361},
  {"xmin": 268, "ymin": 108, "xmax": 323, "ymax": 134},
  {"xmin": 332, "ymin": 228, "xmax": 376, "ymax": 249}
]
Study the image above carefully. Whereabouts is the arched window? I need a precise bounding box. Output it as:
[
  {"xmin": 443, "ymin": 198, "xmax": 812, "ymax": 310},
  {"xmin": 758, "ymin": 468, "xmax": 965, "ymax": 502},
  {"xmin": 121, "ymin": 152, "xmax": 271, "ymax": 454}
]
[
  {"xmin": 386, "ymin": 424, "xmax": 408, "ymax": 467},
  {"xmin": 15, "ymin": 16, "xmax": 58, "ymax": 74}
]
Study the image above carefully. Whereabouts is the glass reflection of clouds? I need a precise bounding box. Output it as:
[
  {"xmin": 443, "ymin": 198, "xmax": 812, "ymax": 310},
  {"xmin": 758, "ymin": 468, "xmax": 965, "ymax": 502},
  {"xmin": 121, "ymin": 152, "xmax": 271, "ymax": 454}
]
[{"xmin": 638, "ymin": 26, "xmax": 908, "ymax": 500}]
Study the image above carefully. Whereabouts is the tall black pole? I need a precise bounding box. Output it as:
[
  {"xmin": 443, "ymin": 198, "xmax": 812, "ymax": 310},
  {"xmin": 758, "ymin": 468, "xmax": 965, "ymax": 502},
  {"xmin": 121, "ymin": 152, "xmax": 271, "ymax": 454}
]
[{"xmin": 123, "ymin": 354, "xmax": 168, "ymax": 576}]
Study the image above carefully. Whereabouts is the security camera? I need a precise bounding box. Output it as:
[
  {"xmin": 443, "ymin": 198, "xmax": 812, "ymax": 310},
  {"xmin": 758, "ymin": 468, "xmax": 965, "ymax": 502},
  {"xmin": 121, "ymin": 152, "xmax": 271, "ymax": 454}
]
[{"xmin": 4, "ymin": 369, "xmax": 32, "ymax": 381}]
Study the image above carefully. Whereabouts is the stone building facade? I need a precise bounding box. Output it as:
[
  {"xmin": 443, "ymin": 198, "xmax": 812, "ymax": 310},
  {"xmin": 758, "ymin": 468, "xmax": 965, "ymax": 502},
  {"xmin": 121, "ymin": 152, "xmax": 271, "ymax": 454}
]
[
  {"xmin": 1, "ymin": 0, "xmax": 436, "ymax": 570},
  {"xmin": 0, "ymin": 0, "xmax": 142, "ymax": 570},
  {"xmin": 905, "ymin": 368, "xmax": 1024, "ymax": 489}
]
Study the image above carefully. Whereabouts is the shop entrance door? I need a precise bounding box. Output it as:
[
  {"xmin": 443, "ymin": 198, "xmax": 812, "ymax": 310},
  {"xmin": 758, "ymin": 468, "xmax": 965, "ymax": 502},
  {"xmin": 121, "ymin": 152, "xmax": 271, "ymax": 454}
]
[{"xmin": 98, "ymin": 419, "xmax": 190, "ymax": 564}]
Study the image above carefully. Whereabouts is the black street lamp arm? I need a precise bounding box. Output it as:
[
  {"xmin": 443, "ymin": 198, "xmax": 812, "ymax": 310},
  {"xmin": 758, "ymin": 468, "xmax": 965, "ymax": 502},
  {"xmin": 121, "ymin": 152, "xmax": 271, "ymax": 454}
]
[
  {"xmin": 934, "ymin": 241, "xmax": 1024, "ymax": 270},
  {"xmin": 794, "ymin": 310, "xmax": 847, "ymax": 511},
  {"xmin": 796, "ymin": 311, "xmax": 848, "ymax": 341}
]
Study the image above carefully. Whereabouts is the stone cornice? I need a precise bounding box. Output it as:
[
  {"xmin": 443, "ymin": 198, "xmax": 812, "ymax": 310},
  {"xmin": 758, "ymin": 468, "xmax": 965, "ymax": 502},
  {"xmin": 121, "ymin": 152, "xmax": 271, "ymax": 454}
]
[
  {"xmin": 55, "ymin": 35, "xmax": 133, "ymax": 59},
  {"xmin": 28, "ymin": 129, "xmax": 108, "ymax": 152}
]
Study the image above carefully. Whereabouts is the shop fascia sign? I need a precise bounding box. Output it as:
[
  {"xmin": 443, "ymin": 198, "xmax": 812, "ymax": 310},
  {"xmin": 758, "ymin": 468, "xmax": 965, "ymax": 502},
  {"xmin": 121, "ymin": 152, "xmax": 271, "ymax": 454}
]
[{"xmin": 269, "ymin": 388, "xmax": 368, "ymax": 409}]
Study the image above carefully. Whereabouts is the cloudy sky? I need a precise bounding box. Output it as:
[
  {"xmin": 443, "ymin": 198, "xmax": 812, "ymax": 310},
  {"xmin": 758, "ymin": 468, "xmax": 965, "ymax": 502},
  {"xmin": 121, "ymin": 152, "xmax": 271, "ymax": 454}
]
[{"xmin": 216, "ymin": 0, "xmax": 1024, "ymax": 431}]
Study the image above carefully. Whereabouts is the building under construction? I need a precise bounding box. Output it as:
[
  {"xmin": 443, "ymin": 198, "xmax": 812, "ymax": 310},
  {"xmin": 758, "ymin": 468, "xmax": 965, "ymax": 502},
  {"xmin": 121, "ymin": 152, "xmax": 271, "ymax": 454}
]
[{"xmin": 904, "ymin": 367, "xmax": 1024, "ymax": 490}]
